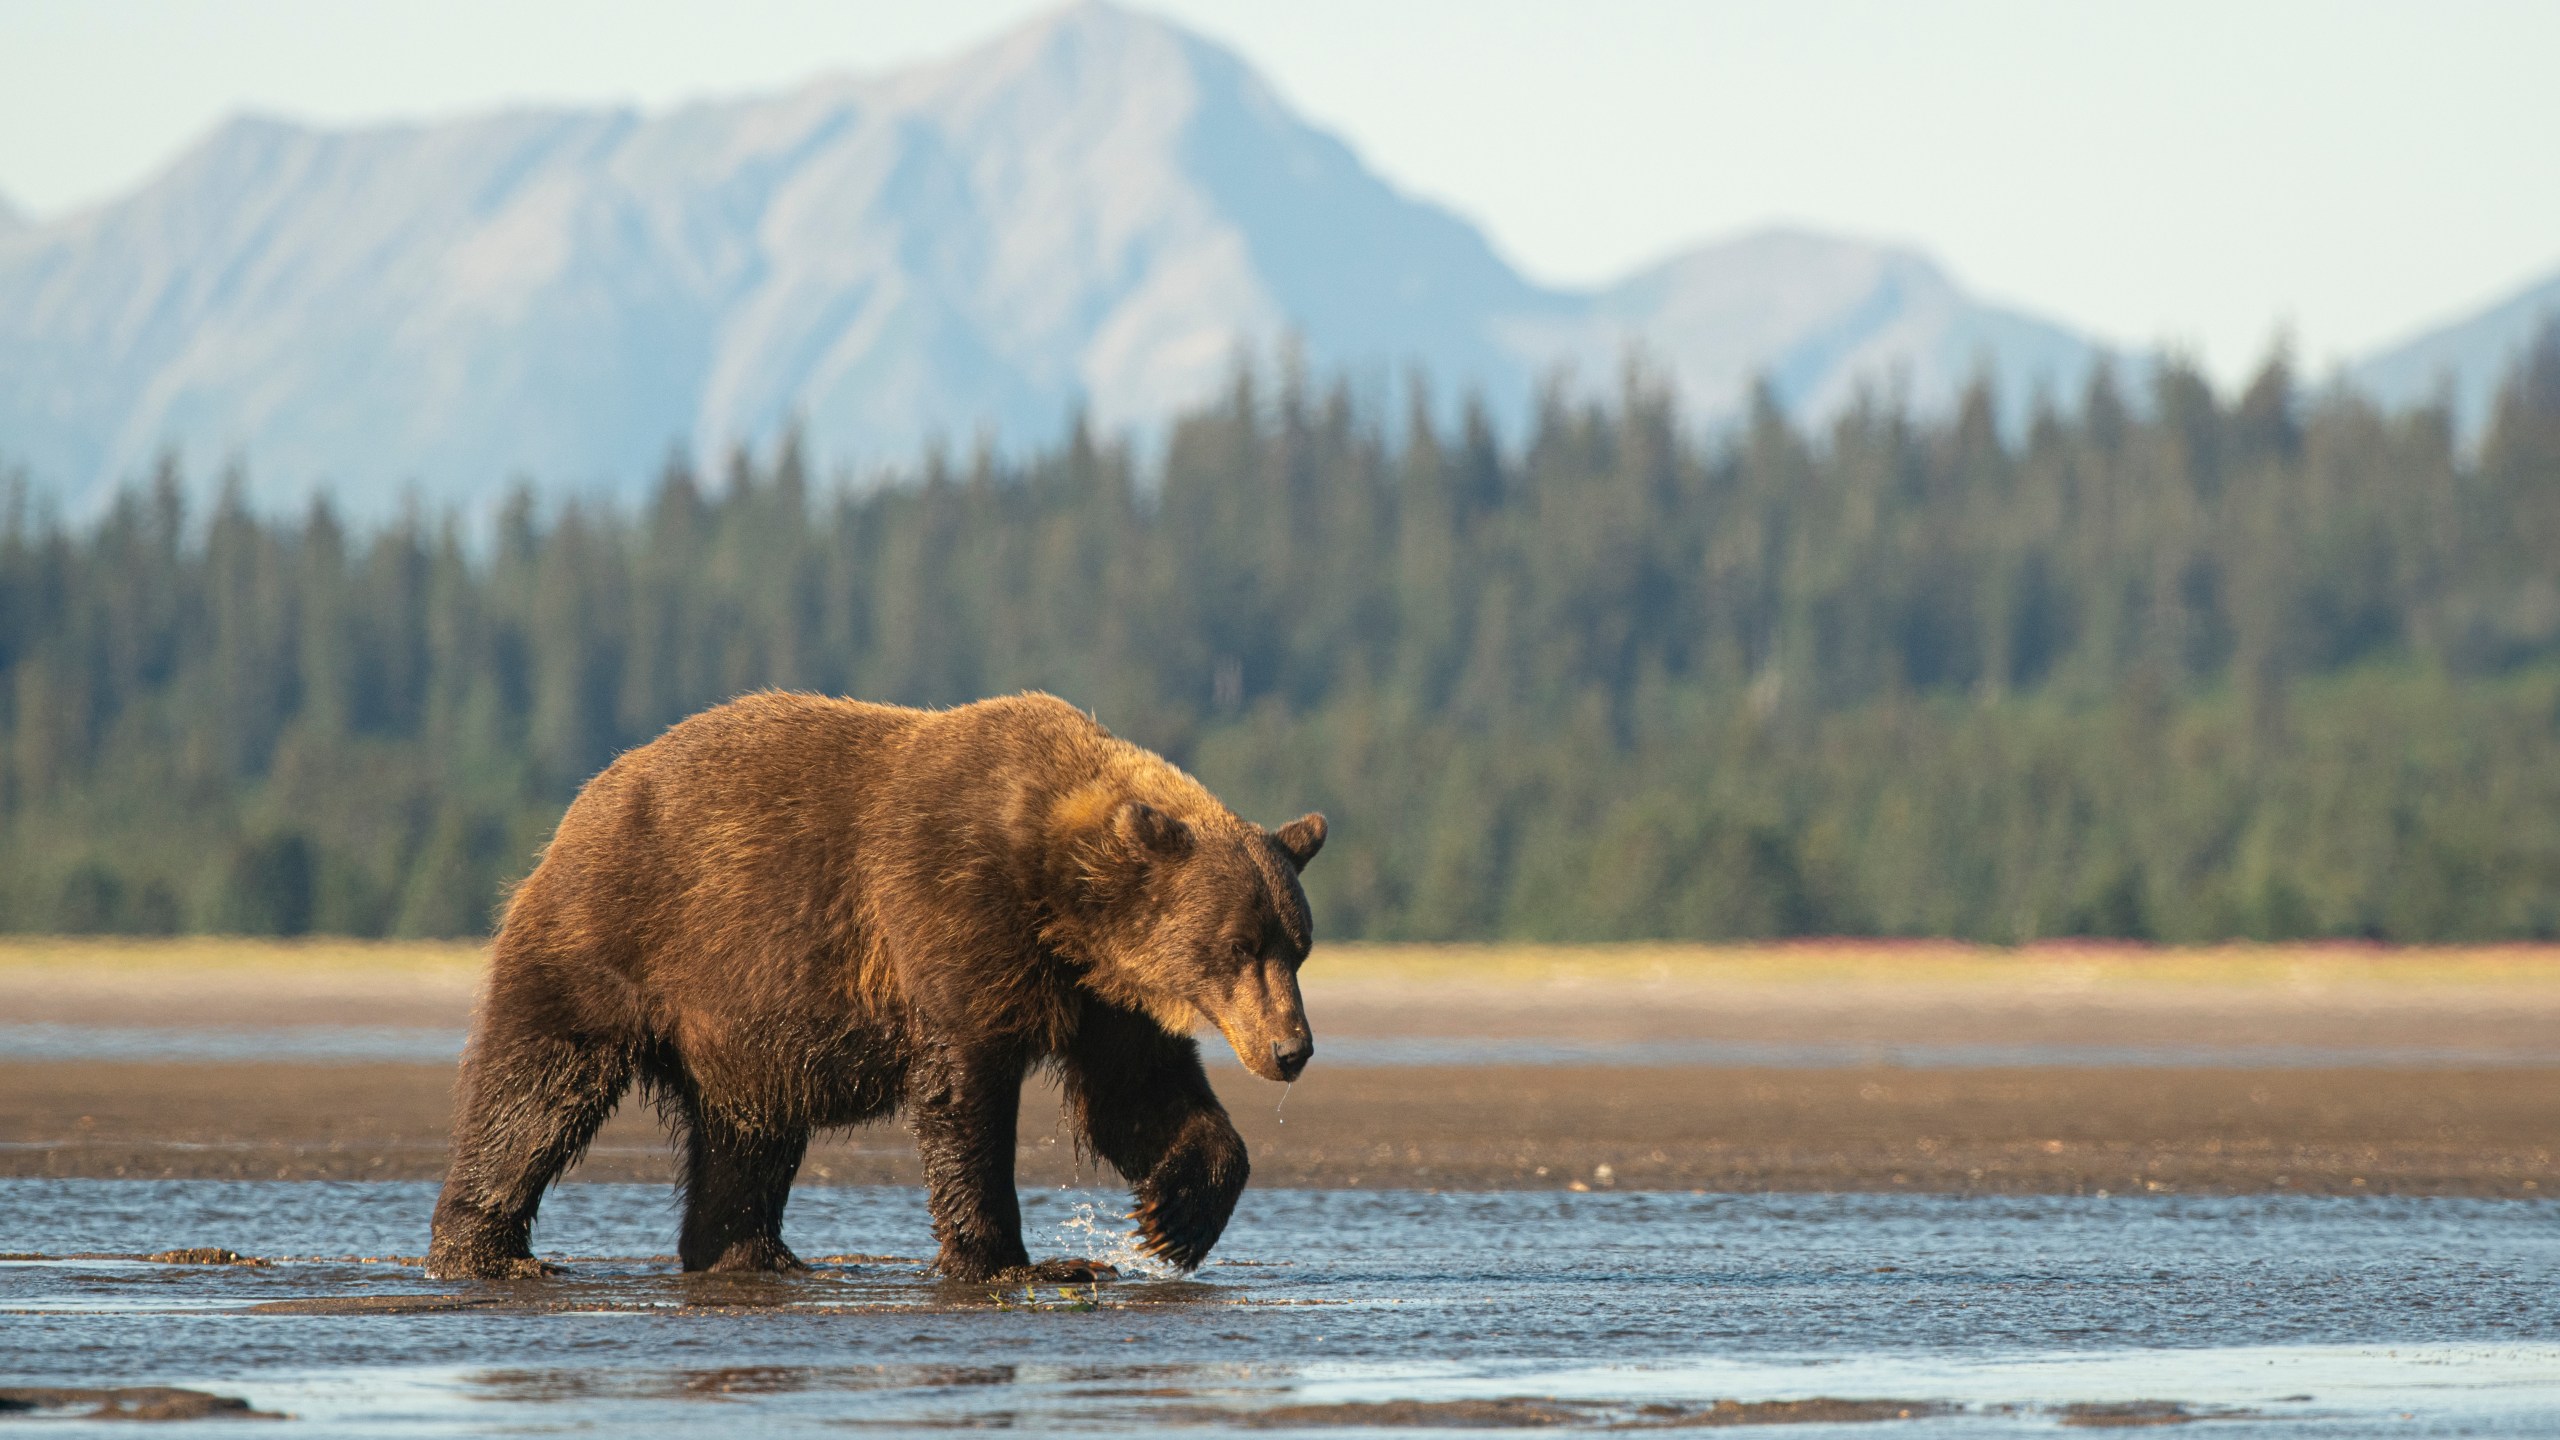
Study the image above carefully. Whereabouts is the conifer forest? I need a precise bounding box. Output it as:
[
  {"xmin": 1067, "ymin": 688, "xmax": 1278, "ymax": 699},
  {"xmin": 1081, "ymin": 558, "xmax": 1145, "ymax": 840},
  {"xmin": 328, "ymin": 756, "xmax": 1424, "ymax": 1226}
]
[{"xmin": 4, "ymin": 333, "xmax": 2558, "ymax": 942}]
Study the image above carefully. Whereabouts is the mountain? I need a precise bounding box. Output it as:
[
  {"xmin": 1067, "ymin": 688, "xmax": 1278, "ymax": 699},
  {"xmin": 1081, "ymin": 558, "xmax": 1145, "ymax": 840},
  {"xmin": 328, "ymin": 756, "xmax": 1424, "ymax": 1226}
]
[
  {"xmin": 0, "ymin": 2, "xmax": 2102, "ymax": 519},
  {"xmin": 2353, "ymin": 266, "xmax": 2560, "ymax": 444},
  {"xmin": 0, "ymin": 191, "xmax": 22, "ymax": 236},
  {"xmin": 1518, "ymin": 228, "xmax": 2101, "ymax": 427}
]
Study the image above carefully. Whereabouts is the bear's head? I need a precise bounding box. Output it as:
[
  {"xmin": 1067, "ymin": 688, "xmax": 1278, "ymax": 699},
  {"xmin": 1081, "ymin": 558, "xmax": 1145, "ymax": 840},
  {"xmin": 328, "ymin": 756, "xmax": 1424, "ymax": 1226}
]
[{"xmin": 1064, "ymin": 800, "xmax": 1327, "ymax": 1081}]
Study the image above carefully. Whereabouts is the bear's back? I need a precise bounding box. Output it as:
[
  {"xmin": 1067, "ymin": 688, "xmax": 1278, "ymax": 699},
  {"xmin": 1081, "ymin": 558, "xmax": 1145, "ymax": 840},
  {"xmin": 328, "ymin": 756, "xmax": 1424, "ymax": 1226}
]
[
  {"xmin": 514, "ymin": 691, "xmax": 1131, "ymax": 973},
  {"xmin": 500, "ymin": 691, "xmax": 1243, "ymax": 1038}
]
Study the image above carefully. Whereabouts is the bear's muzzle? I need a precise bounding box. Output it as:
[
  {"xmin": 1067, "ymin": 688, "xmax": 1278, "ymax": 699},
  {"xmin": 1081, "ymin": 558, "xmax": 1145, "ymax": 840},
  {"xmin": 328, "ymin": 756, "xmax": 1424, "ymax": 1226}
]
[
  {"xmin": 1267, "ymin": 1032, "xmax": 1313, "ymax": 1082},
  {"xmin": 1206, "ymin": 956, "xmax": 1314, "ymax": 1083}
]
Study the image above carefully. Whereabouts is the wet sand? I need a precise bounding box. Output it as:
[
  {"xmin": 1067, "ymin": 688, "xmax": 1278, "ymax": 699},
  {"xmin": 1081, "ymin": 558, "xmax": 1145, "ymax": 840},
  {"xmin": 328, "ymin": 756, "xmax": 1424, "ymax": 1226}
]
[
  {"xmin": 4, "ymin": 939, "xmax": 2556, "ymax": 1198},
  {"xmin": 4, "ymin": 1059, "xmax": 2551, "ymax": 1197}
]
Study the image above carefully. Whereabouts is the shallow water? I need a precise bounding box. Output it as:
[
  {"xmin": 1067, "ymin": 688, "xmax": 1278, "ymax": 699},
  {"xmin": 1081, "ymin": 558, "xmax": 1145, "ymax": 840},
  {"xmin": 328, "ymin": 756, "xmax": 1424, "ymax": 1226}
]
[
  {"xmin": 11, "ymin": 1022, "xmax": 2558, "ymax": 1068},
  {"xmin": 4, "ymin": 1182, "xmax": 2557, "ymax": 1434}
]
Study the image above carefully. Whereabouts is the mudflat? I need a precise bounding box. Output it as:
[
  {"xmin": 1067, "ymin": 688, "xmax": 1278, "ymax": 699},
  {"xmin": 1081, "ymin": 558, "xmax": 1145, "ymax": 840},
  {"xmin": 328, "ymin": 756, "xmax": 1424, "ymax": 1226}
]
[
  {"xmin": 3, "ymin": 939, "xmax": 2556, "ymax": 1197},
  {"xmin": 2, "ymin": 1057, "xmax": 2554, "ymax": 1196}
]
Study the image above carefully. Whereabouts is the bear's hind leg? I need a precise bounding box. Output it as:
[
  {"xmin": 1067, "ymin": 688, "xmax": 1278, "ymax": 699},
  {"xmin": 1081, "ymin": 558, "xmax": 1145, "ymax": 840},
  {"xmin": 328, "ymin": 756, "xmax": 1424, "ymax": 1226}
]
[
  {"xmin": 673, "ymin": 1097, "xmax": 812, "ymax": 1274},
  {"xmin": 427, "ymin": 1021, "xmax": 635, "ymax": 1280}
]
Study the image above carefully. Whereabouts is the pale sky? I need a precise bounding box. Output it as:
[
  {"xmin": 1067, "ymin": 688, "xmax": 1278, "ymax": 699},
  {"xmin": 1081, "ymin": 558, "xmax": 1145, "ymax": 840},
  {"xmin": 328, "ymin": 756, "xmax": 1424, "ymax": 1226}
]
[{"xmin": 3, "ymin": 0, "xmax": 2554, "ymax": 386}]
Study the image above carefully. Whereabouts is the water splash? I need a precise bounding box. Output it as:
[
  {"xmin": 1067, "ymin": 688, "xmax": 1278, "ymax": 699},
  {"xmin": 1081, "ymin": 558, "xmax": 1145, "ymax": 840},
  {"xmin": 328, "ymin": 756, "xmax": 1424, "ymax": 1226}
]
[{"xmin": 1046, "ymin": 1198, "xmax": 1178, "ymax": 1280}]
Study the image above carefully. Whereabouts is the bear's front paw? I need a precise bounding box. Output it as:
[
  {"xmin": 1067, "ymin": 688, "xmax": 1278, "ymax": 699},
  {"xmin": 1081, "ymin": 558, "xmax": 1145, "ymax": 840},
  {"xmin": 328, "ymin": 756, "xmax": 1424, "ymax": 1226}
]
[
  {"xmin": 1131, "ymin": 1194, "xmax": 1216, "ymax": 1272},
  {"xmin": 424, "ymin": 1252, "xmax": 560, "ymax": 1281},
  {"xmin": 426, "ymin": 1200, "xmax": 547, "ymax": 1280},
  {"xmin": 1133, "ymin": 1120, "xmax": 1248, "ymax": 1272}
]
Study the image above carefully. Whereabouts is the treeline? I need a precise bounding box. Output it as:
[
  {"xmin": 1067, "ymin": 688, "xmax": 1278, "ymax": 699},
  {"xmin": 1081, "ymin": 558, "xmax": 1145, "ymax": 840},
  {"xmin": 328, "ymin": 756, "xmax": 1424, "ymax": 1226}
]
[{"xmin": 3, "ymin": 332, "xmax": 2558, "ymax": 941}]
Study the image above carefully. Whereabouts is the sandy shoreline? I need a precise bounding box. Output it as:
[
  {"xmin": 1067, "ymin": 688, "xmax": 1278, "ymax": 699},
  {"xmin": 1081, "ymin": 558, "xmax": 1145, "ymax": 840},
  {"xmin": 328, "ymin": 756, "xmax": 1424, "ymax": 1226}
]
[{"xmin": 11, "ymin": 939, "xmax": 2560, "ymax": 1056}]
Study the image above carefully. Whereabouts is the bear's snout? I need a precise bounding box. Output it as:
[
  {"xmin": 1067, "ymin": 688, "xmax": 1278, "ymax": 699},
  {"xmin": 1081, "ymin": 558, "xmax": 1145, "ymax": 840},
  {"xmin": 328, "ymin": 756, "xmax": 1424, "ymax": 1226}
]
[
  {"xmin": 1269, "ymin": 1033, "xmax": 1313, "ymax": 1081},
  {"xmin": 1204, "ymin": 955, "xmax": 1314, "ymax": 1082}
]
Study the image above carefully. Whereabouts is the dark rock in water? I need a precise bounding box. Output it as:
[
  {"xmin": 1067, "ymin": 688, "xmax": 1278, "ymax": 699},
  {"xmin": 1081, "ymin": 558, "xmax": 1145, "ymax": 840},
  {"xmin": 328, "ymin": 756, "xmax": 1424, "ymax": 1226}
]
[{"xmin": 0, "ymin": 1386, "xmax": 283, "ymax": 1420}]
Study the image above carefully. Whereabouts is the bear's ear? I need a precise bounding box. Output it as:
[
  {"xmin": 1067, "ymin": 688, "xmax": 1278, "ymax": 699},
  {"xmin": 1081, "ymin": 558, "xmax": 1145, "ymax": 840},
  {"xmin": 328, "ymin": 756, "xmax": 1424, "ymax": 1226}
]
[
  {"xmin": 1111, "ymin": 799, "xmax": 1194, "ymax": 860},
  {"xmin": 1271, "ymin": 812, "xmax": 1327, "ymax": 872}
]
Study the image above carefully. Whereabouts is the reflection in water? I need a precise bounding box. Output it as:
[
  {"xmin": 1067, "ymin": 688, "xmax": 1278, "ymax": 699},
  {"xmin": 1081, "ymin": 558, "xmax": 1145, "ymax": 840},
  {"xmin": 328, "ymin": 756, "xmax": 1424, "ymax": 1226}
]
[{"xmin": 2, "ymin": 1181, "xmax": 2557, "ymax": 1433}]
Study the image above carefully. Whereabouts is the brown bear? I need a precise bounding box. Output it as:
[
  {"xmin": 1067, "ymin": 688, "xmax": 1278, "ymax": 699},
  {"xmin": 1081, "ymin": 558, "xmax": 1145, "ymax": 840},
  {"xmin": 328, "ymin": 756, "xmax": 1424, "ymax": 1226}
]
[{"xmin": 424, "ymin": 691, "xmax": 1324, "ymax": 1282}]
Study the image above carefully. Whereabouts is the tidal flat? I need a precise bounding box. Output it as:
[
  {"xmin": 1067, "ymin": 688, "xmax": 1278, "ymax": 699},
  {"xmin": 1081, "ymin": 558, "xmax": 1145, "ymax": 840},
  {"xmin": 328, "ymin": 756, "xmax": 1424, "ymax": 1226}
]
[
  {"xmin": 5, "ymin": 940, "xmax": 2557, "ymax": 1196},
  {"xmin": 2, "ymin": 941, "xmax": 2557, "ymax": 1433}
]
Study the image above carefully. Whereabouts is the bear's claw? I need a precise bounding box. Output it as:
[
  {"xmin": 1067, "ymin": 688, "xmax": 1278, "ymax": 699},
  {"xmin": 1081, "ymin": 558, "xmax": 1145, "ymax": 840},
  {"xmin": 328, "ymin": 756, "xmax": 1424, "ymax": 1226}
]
[{"xmin": 1131, "ymin": 1195, "xmax": 1221, "ymax": 1273}]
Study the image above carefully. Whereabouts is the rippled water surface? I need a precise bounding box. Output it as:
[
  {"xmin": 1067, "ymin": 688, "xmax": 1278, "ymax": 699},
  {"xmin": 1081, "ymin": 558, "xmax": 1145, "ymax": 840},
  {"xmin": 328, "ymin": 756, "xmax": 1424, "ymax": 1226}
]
[{"xmin": 4, "ymin": 1181, "xmax": 2557, "ymax": 1434}]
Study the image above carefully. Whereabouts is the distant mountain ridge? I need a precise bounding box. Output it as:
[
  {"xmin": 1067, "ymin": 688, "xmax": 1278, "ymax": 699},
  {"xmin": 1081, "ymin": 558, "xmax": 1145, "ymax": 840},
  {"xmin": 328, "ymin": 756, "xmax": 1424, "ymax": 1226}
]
[
  {"xmin": 0, "ymin": 2, "xmax": 2114, "ymax": 517},
  {"xmin": 2354, "ymin": 268, "xmax": 2560, "ymax": 443},
  {"xmin": 1565, "ymin": 229, "xmax": 2104, "ymax": 423}
]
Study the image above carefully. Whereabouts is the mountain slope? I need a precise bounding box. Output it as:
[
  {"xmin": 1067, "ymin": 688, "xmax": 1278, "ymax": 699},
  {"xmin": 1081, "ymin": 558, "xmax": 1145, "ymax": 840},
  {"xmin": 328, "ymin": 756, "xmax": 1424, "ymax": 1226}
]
[
  {"xmin": 0, "ymin": 2, "xmax": 2101, "ymax": 518},
  {"xmin": 1514, "ymin": 228, "xmax": 2102, "ymax": 427},
  {"xmin": 2354, "ymin": 266, "xmax": 2560, "ymax": 443}
]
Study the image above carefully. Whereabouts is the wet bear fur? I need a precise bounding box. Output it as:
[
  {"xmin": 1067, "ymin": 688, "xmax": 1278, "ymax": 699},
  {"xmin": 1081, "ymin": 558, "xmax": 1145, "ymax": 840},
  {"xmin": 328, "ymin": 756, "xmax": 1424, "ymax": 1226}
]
[{"xmin": 425, "ymin": 692, "xmax": 1325, "ymax": 1282}]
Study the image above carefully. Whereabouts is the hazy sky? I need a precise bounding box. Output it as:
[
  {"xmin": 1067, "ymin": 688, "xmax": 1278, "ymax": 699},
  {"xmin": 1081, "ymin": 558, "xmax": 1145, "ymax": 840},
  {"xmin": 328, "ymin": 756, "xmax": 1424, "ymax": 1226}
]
[{"xmin": 4, "ymin": 0, "xmax": 2554, "ymax": 385}]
